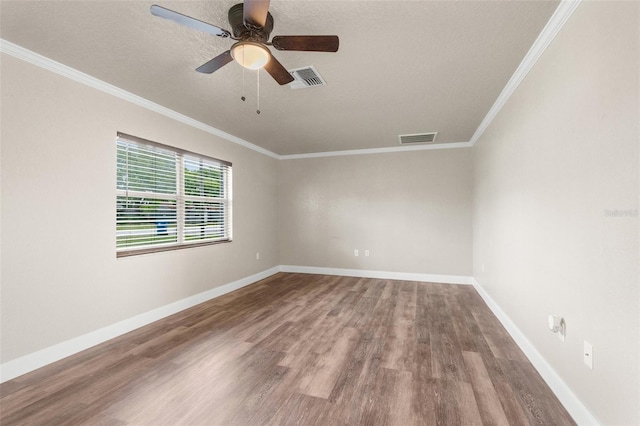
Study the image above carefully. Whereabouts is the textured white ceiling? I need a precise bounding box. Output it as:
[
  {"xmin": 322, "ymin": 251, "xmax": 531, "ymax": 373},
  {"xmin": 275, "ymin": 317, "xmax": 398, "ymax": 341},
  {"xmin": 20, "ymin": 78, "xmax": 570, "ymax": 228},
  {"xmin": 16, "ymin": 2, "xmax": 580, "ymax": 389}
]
[{"xmin": 0, "ymin": 0, "xmax": 559, "ymax": 155}]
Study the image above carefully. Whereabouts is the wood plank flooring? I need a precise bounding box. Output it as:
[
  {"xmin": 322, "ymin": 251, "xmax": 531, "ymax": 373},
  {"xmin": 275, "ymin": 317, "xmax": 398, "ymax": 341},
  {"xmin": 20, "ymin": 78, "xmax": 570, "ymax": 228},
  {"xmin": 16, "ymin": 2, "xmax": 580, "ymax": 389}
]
[{"xmin": 0, "ymin": 273, "xmax": 575, "ymax": 425}]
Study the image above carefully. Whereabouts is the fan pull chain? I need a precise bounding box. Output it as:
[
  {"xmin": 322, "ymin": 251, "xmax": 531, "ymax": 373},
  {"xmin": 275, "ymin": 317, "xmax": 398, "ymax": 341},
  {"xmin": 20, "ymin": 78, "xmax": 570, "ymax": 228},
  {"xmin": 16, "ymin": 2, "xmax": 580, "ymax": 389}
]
[
  {"xmin": 241, "ymin": 64, "xmax": 246, "ymax": 102},
  {"xmin": 256, "ymin": 68, "xmax": 261, "ymax": 115}
]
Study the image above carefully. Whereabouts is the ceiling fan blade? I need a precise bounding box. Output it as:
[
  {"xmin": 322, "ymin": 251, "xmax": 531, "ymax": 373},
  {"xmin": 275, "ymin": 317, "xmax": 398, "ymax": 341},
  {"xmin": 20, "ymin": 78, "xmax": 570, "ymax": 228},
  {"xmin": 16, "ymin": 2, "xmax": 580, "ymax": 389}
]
[
  {"xmin": 151, "ymin": 5, "xmax": 231, "ymax": 38},
  {"xmin": 196, "ymin": 51, "xmax": 234, "ymax": 74},
  {"xmin": 271, "ymin": 36, "xmax": 339, "ymax": 52},
  {"xmin": 243, "ymin": 0, "xmax": 271, "ymax": 27},
  {"xmin": 264, "ymin": 54, "xmax": 294, "ymax": 85}
]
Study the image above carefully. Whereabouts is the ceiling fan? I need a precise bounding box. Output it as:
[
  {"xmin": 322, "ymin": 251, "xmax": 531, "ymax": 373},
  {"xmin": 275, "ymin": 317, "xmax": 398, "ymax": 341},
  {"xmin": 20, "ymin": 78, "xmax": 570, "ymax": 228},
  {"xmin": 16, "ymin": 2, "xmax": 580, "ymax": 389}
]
[{"xmin": 150, "ymin": 0, "xmax": 339, "ymax": 85}]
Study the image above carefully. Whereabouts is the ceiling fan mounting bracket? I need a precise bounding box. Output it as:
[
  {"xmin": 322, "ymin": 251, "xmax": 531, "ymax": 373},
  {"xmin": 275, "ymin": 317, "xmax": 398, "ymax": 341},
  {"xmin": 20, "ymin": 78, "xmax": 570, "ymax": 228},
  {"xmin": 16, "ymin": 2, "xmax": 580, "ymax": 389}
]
[{"xmin": 228, "ymin": 3, "xmax": 273, "ymax": 43}]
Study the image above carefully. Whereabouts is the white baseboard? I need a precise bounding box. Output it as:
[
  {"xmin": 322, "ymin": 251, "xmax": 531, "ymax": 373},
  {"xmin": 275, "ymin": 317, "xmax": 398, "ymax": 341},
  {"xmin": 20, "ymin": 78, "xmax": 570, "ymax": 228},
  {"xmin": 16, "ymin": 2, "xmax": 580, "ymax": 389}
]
[
  {"xmin": 0, "ymin": 267, "xmax": 600, "ymax": 426},
  {"xmin": 279, "ymin": 265, "xmax": 473, "ymax": 285},
  {"xmin": 471, "ymin": 278, "xmax": 600, "ymax": 426},
  {"xmin": 0, "ymin": 266, "xmax": 280, "ymax": 383}
]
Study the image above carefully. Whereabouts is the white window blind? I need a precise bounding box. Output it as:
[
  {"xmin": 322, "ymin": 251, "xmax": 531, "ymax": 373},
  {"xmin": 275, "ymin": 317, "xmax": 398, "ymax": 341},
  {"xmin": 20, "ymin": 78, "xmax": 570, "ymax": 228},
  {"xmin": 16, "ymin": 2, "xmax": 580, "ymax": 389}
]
[{"xmin": 116, "ymin": 133, "xmax": 232, "ymax": 256}]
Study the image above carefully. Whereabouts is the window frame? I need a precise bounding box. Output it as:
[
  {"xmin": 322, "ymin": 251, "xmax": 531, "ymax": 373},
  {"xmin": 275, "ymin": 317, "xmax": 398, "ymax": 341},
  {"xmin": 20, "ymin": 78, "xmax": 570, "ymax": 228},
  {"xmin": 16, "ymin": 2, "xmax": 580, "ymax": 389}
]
[{"xmin": 116, "ymin": 132, "xmax": 232, "ymax": 258}]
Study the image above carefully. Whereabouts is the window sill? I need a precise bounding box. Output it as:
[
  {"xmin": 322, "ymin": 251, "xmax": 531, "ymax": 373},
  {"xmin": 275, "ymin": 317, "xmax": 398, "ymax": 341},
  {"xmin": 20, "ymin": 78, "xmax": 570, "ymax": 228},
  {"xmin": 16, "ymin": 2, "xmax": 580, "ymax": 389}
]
[{"xmin": 116, "ymin": 239, "xmax": 232, "ymax": 258}]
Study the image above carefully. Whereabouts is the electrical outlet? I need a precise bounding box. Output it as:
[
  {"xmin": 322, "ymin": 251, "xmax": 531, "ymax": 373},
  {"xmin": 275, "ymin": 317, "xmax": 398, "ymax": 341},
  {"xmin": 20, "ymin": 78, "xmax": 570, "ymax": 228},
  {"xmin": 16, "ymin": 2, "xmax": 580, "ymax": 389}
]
[
  {"xmin": 548, "ymin": 315, "xmax": 566, "ymax": 341},
  {"xmin": 584, "ymin": 341, "xmax": 593, "ymax": 369},
  {"xmin": 354, "ymin": 249, "xmax": 359, "ymax": 257},
  {"xmin": 365, "ymin": 250, "xmax": 369, "ymax": 257},
  {"xmin": 481, "ymin": 263, "xmax": 485, "ymax": 272},
  {"xmin": 256, "ymin": 252, "xmax": 260, "ymax": 260}
]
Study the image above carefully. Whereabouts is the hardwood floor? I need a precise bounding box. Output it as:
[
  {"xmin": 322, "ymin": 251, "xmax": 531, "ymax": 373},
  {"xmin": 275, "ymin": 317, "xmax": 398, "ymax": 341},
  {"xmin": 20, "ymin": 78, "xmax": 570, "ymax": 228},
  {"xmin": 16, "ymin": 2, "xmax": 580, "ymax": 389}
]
[{"xmin": 0, "ymin": 273, "xmax": 575, "ymax": 425}]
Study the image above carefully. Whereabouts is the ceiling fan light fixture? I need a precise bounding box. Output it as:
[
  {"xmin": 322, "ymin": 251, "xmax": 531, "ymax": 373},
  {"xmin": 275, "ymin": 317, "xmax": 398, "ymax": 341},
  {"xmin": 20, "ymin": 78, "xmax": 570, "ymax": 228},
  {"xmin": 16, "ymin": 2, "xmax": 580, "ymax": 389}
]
[{"xmin": 230, "ymin": 41, "xmax": 270, "ymax": 70}]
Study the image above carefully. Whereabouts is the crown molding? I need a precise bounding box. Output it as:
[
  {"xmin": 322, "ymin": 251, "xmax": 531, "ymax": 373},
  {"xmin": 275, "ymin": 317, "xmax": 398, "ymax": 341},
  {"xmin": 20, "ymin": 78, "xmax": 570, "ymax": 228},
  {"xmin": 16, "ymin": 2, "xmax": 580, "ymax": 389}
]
[
  {"xmin": 1, "ymin": 39, "xmax": 470, "ymax": 161},
  {"xmin": 1, "ymin": 0, "xmax": 581, "ymax": 159},
  {"xmin": 0, "ymin": 39, "xmax": 280, "ymax": 160},
  {"xmin": 279, "ymin": 141, "xmax": 473, "ymax": 160},
  {"xmin": 468, "ymin": 0, "xmax": 582, "ymax": 146}
]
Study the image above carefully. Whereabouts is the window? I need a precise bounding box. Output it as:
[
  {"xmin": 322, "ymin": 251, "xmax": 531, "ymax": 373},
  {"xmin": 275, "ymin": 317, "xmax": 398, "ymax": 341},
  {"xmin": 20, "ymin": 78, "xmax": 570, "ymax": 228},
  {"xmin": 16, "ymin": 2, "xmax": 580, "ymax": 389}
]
[{"xmin": 116, "ymin": 133, "xmax": 232, "ymax": 257}]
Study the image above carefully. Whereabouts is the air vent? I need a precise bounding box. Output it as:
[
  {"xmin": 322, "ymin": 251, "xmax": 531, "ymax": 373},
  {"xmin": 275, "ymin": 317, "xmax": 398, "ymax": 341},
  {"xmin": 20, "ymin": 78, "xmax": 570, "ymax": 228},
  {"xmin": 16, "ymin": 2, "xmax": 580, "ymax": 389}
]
[
  {"xmin": 288, "ymin": 66, "xmax": 327, "ymax": 89},
  {"xmin": 398, "ymin": 132, "xmax": 438, "ymax": 145}
]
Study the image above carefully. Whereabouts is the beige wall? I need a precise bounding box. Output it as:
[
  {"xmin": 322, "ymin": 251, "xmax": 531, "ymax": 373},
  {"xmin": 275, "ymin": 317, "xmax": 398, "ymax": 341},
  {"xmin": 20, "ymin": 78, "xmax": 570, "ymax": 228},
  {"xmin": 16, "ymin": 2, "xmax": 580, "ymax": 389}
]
[
  {"xmin": 0, "ymin": 54, "xmax": 279, "ymax": 362},
  {"xmin": 279, "ymin": 149, "xmax": 473, "ymax": 276},
  {"xmin": 2, "ymin": 2, "xmax": 639, "ymax": 422},
  {"xmin": 472, "ymin": 2, "xmax": 639, "ymax": 424}
]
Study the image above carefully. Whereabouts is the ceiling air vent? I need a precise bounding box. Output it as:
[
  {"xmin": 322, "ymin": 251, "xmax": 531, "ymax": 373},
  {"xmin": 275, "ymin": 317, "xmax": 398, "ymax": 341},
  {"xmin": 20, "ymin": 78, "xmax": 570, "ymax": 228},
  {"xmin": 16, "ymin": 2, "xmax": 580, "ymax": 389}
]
[
  {"xmin": 288, "ymin": 66, "xmax": 327, "ymax": 90},
  {"xmin": 398, "ymin": 132, "xmax": 438, "ymax": 145}
]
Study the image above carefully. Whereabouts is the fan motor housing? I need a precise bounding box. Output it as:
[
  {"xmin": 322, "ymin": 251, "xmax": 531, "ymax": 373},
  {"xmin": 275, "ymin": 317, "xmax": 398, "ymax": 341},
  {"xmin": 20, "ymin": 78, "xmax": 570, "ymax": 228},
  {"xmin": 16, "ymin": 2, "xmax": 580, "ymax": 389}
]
[{"xmin": 228, "ymin": 3, "xmax": 274, "ymax": 42}]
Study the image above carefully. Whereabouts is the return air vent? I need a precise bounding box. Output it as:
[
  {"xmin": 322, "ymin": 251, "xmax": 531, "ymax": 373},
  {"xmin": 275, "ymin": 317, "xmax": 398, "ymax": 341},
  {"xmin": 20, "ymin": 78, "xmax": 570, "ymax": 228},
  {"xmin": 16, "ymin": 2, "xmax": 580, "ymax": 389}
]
[
  {"xmin": 398, "ymin": 132, "xmax": 438, "ymax": 145},
  {"xmin": 288, "ymin": 66, "xmax": 327, "ymax": 89}
]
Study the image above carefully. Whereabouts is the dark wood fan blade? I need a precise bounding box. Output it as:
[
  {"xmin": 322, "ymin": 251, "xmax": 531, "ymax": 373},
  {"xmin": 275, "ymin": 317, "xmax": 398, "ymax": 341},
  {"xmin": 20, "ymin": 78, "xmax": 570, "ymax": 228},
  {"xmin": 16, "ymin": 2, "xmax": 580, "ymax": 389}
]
[
  {"xmin": 151, "ymin": 5, "xmax": 231, "ymax": 38},
  {"xmin": 196, "ymin": 51, "xmax": 234, "ymax": 74},
  {"xmin": 271, "ymin": 36, "xmax": 339, "ymax": 52},
  {"xmin": 264, "ymin": 54, "xmax": 294, "ymax": 85},
  {"xmin": 243, "ymin": 0, "xmax": 271, "ymax": 27}
]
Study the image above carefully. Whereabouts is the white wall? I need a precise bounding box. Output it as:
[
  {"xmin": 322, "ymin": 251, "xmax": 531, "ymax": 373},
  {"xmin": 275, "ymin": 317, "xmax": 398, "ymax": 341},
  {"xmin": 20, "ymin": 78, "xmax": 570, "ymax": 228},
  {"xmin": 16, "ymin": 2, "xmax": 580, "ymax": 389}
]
[
  {"xmin": 472, "ymin": 2, "xmax": 639, "ymax": 424},
  {"xmin": 279, "ymin": 149, "xmax": 473, "ymax": 276},
  {"xmin": 0, "ymin": 53, "xmax": 279, "ymax": 363}
]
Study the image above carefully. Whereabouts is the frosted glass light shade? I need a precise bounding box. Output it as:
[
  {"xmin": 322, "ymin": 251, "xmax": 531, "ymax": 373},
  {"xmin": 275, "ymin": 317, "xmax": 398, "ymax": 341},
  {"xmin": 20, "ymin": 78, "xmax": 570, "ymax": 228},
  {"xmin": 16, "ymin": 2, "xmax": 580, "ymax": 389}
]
[{"xmin": 230, "ymin": 42, "xmax": 270, "ymax": 70}]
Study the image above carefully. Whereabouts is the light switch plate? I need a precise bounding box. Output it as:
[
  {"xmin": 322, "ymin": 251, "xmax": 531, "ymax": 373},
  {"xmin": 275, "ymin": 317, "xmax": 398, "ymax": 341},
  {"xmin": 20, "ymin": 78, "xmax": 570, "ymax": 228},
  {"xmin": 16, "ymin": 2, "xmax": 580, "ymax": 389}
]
[{"xmin": 584, "ymin": 341, "xmax": 593, "ymax": 369}]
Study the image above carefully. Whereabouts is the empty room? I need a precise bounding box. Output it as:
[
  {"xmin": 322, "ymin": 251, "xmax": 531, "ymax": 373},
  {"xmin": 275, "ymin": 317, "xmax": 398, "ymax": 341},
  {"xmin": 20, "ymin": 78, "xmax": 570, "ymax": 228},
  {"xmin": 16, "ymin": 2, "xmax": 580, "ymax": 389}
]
[{"xmin": 0, "ymin": 0, "xmax": 638, "ymax": 425}]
